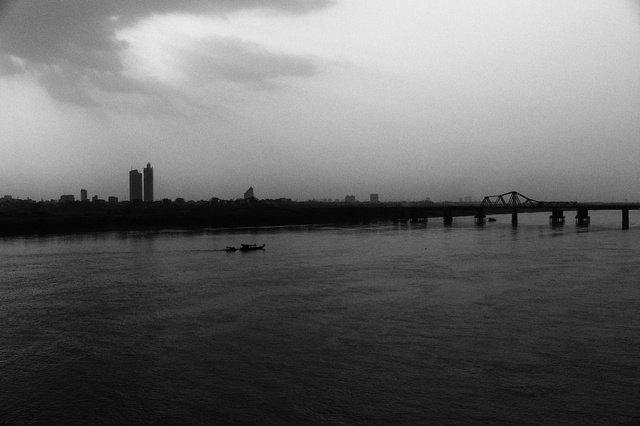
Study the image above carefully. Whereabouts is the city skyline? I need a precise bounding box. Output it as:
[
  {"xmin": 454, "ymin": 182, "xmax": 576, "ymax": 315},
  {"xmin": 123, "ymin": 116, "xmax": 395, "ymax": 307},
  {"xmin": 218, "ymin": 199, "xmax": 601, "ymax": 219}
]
[
  {"xmin": 4, "ymin": 163, "xmax": 640, "ymax": 205},
  {"xmin": 1, "ymin": 2, "xmax": 640, "ymax": 202}
]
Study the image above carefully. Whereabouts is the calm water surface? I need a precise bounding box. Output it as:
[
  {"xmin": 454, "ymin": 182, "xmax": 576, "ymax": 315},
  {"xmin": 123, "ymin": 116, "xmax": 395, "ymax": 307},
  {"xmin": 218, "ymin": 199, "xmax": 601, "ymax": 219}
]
[{"xmin": 2, "ymin": 211, "xmax": 640, "ymax": 424}]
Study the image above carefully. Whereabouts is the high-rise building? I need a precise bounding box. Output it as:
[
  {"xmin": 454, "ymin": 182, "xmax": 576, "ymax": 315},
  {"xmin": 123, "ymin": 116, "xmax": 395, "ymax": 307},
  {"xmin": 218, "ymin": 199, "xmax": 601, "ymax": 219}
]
[
  {"xmin": 80, "ymin": 189, "xmax": 87, "ymax": 201},
  {"xmin": 370, "ymin": 194, "xmax": 379, "ymax": 203},
  {"xmin": 129, "ymin": 169, "xmax": 142, "ymax": 201},
  {"xmin": 144, "ymin": 162, "xmax": 154, "ymax": 203}
]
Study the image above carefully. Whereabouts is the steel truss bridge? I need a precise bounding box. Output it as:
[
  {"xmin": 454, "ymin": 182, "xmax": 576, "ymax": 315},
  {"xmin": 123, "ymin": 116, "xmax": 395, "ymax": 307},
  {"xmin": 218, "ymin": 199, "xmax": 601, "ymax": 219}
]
[
  {"xmin": 480, "ymin": 191, "xmax": 577, "ymax": 209},
  {"xmin": 475, "ymin": 191, "xmax": 635, "ymax": 226},
  {"xmin": 383, "ymin": 191, "xmax": 640, "ymax": 228}
]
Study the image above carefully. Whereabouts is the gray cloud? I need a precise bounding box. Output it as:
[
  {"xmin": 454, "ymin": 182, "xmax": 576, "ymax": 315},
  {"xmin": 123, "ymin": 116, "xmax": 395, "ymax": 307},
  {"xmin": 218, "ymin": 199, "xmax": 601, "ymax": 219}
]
[
  {"xmin": 0, "ymin": 53, "xmax": 23, "ymax": 75},
  {"xmin": 0, "ymin": 0, "xmax": 333, "ymax": 103},
  {"xmin": 179, "ymin": 36, "xmax": 318, "ymax": 87}
]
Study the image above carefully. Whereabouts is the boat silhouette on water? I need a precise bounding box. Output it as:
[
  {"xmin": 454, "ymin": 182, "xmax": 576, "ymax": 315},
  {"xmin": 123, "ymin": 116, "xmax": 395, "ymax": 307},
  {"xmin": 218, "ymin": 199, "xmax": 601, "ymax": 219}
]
[
  {"xmin": 239, "ymin": 244, "xmax": 265, "ymax": 251},
  {"xmin": 225, "ymin": 244, "xmax": 265, "ymax": 252}
]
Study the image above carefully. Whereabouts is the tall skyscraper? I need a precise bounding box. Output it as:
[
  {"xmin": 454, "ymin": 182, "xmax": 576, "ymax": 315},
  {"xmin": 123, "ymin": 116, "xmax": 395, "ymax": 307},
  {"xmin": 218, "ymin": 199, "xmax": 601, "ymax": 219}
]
[
  {"xmin": 144, "ymin": 162, "xmax": 154, "ymax": 203},
  {"xmin": 80, "ymin": 189, "xmax": 87, "ymax": 201},
  {"xmin": 129, "ymin": 169, "xmax": 142, "ymax": 201}
]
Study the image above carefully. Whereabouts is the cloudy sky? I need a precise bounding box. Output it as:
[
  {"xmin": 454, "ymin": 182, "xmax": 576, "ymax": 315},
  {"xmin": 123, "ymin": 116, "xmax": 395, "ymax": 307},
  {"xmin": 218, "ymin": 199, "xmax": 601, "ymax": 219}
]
[{"xmin": 1, "ymin": 0, "xmax": 639, "ymax": 202}]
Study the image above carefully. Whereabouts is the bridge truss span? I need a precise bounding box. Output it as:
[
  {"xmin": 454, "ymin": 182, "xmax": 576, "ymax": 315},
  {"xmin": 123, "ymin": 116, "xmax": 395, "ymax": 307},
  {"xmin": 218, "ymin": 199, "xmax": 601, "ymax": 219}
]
[
  {"xmin": 480, "ymin": 191, "xmax": 542, "ymax": 208},
  {"xmin": 480, "ymin": 191, "xmax": 577, "ymax": 209},
  {"xmin": 475, "ymin": 191, "xmax": 640, "ymax": 227}
]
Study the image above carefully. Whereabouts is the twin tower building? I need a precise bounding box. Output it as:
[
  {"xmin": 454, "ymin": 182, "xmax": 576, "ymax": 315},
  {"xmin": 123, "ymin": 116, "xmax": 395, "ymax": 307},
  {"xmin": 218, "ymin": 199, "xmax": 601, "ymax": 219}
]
[{"xmin": 129, "ymin": 163, "xmax": 153, "ymax": 202}]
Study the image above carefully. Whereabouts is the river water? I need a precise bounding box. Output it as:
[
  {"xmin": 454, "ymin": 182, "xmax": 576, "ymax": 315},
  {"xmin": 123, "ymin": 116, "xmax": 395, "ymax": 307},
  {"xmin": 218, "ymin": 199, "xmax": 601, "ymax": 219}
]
[{"xmin": 1, "ymin": 211, "xmax": 640, "ymax": 425}]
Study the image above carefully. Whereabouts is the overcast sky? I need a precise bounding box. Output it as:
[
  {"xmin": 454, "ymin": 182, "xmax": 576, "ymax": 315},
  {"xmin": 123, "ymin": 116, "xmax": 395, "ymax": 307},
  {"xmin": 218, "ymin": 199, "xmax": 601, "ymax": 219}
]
[{"xmin": 1, "ymin": 0, "xmax": 639, "ymax": 202}]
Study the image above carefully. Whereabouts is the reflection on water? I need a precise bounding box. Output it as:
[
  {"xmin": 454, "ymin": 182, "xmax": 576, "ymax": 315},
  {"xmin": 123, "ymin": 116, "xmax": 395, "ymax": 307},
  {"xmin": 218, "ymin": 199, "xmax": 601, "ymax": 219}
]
[{"xmin": 1, "ymin": 211, "xmax": 640, "ymax": 424}]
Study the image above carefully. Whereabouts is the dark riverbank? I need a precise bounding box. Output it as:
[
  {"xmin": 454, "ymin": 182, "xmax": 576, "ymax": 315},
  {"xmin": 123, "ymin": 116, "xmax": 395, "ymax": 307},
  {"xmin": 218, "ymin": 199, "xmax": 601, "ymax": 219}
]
[
  {"xmin": 7, "ymin": 197, "xmax": 624, "ymax": 236},
  {"xmin": 0, "ymin": 199, "xmax": 447, "ymax": 236}
]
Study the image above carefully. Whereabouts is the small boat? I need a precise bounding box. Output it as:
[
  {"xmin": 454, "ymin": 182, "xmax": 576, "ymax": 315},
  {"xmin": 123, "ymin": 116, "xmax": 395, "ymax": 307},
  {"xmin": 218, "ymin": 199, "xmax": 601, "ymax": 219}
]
[
  {"xmin": 225, "ymin": 246, "xmax": 238, "ymax": 252},
  {"xmin": 488, "ymin": 217, "xmax": 497, "ymax": 222},
  {"xmin": 239, "ymin": 244, "xmax": 265, "ymax": 251}
]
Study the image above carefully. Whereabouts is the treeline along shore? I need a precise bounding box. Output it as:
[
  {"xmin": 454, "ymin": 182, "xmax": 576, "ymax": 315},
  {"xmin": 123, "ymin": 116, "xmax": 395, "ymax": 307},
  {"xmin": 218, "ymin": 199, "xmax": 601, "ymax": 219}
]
[{"xmin": 0, "ymin": 198, "xmax": 468, "ymax": 236}]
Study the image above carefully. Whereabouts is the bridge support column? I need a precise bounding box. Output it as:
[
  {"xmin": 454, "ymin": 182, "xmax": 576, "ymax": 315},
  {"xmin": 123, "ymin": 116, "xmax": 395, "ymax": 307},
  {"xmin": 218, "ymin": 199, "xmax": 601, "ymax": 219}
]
[
  {"xmin": 412, "ymin": 208, "xmax": 428, "ymax": 223},
  {"xmin": 549, "ymin": 209, "xmax": 565, "ymax": 225},
  {"xmin": 474, "ymin": 208, "xmax": 485, "ymax": 225},
  {"xmin": 511, "ymin": 208, "xmax": 518, "ymax": 226},
  {"xmin": 575, "ymin": 208, "xmax": 590, "ymax": 226},
  {"xmin": 443, "ymin": 208, "xmax": 453, "ymax": 225},
  {"xmin": 622, "ymin": 207, "xmax": 629, "ymax": 229}
]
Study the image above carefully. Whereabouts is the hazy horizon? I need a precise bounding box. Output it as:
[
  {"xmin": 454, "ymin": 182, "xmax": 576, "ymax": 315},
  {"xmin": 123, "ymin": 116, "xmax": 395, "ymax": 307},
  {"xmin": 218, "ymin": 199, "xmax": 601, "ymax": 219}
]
[{"xmin": 2, "ymin": 1, "xmax": 640, "ymax": 203}]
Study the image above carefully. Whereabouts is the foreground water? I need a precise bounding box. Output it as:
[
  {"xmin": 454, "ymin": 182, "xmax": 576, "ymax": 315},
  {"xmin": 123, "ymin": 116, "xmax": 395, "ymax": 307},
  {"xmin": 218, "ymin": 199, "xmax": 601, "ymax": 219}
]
[{"xmin": 1, "ymin": 211, "xmax": 640, "ymax": 425}]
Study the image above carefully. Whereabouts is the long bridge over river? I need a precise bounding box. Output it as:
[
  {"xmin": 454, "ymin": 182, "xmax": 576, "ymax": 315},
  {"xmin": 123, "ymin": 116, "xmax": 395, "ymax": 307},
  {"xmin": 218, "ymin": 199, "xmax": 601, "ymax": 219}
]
[
  {"xmin": 388, "ymin": 191, "xmax": 640, "ymax": 228},
  {"xmin": 1, "ymin": 191, "xmax": 638, "ymax": 235}
]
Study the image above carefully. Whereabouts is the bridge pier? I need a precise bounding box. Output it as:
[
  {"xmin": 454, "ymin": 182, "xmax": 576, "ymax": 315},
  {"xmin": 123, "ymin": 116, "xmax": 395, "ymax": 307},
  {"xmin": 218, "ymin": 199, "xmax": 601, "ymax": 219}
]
[
  {"xmin": 575, "ymin": 208, "xmax": 590, "ymax": 226},
  {"xmin": 511, "ymin": 208, "xmax": 518, "ymax": 226},
  {"xmin": 623, "ymin": 207, "xmax": 629, "ymax": 229},
  {"xmin": 474, "ymin": 208, "xmax": 485, "ymax": 225},
  {"xmin": 549, "ymin": 208, "xmax": 565, "ymax": 225},
  {"xmin": 443, "ymin": 208, "xmax": 453, "ymax": 225}
]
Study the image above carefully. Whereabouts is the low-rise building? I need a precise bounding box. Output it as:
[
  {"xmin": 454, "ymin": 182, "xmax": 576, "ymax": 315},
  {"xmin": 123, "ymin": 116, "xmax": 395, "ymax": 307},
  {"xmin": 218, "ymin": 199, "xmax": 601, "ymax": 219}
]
[{"xmin": 244, "ymin": 187, "xmax": 255, "ymax": 200}]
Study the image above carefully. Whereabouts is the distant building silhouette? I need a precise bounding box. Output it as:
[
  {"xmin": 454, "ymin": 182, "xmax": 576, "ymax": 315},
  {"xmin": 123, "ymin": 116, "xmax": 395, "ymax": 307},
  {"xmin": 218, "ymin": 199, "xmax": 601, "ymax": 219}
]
[
  {"xmin": 108, "ymin": 196, "xmax": 118, "ymax": 203},
  {"xmin": 60, "ymin": 195, "xmax": 75, "ymax": 202},
  {"xmin": 80, "ymin": 189, "xmax": 87, "ymax": 201},
  {"xmin": 345, "ymin": 195, "xmax": 356, "ymax": 203},
  {"xmin": 370, "ymin": 194, "xmax": 379, "ymax": 203},
  {"xmin": 92, "ymin": 195, "xmax": 98, "ymax": 202},
  {"xmin": 144, "ymin": 162, "xmax": 154, "ymax": 203},
  {"xmin": 244, "ymin": 187, "xmax": 254, "ymax": 200},
  {"xmin": 129, "ymin": 169, "xmax": 142, "ymax": 201}
]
